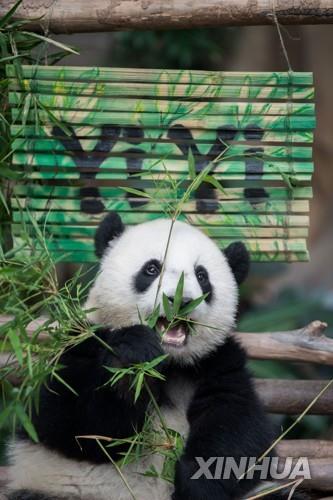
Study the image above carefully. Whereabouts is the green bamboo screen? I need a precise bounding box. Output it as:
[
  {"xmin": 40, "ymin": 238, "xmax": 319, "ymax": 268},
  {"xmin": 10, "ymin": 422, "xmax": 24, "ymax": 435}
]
[{"xmin": 7, "ymin": 65, "xmax": 315, "ymax": 262}]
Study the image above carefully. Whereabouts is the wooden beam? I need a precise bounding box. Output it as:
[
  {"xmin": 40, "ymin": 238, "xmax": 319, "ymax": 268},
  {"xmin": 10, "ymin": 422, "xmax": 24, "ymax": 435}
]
[
  {"xmin": 236, "ymin": 321, "xmax": 333, "ymax": 366},
  {"xmin": 1, "ymin": 357, "xmax": 333, "ymax": 413},
  {"xmin": 277, "ymin": 440, "xmax": 333, "ymax": 458},
  {"xmin": 255, "ymin": 379, "xmax": 333, "ymax": 414},
  {"xmin": 1, "ymin": 0, "xmax": 333, "ymax": 33}
]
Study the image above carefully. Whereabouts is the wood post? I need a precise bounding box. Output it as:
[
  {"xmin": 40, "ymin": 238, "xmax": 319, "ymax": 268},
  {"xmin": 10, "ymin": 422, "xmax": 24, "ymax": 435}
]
[{"xmin": 1, "ymin": 0, "xmax": 333, "ymax": 33}]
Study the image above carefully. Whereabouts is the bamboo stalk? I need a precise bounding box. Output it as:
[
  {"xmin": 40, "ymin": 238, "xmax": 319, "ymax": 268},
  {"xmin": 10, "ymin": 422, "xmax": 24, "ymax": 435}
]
[
  {"xmin": 11, "ymin": 198, "xmax": 310, "ymax": 214},
  {"xmin": 12, "ymin": 212, "xmax": 310, "ymax": 227},
  {"xmin": 11, "ymin": 140, "xmax": 314, "ymax": 160},
  {"xmin": 10, "ymin": 170, "xmax": 313, "ymax": 182},
  {"xmin": 7, "ymin": 249, "xmax": 309, "ymax": 263},
  {"xmin": 9, "ymin": 80, "xmax": 316, "ymax": 100},
  {"xmin": 13, "ymin": 185, "xmax": 313, "ymax": 200},
  {"xmin": 12, "ymin": 236, "xmax": 309, "ymax": 253},
  {"xmin": 11, "ymin": 223, "xmax": 309, "ymax": 239},
  {"xmin": 11, "ymin": 154, "xmax": 314, "ymax": 174},
  {"xmin": 10, "ymin": 108, "xmax": 316, "ymax": 130},
  {"xmin": 8, "ymin": 95, "xmax": 315, "ymax": 116},
  {"xmin": 10, "ymin": 125, "xmax": 315, "ymax": 144},
  {"xmin": 6, "ymin": 66, "xmax": 314, "ymax": 86}
]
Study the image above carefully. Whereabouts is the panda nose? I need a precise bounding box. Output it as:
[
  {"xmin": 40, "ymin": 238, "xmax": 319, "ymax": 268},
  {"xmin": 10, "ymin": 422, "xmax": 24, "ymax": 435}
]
[{"xmin": 167, "ymin": 296, "xmax": 192, "ymax": 308}]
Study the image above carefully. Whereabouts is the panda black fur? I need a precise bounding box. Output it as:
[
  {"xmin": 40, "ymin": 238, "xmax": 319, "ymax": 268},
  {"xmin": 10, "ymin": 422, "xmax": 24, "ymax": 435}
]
[{"xmin": 7, "ymin": 213, "xmax": 288, "ymax": 500}]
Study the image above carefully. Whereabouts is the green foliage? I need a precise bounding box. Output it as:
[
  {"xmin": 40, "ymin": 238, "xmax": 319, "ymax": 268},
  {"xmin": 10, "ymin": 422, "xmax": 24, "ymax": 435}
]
[
  {"xmin": 110, "ymin": 28, "xmax": 236, "ymax": 69},
  {"xmin": 158, "ymin": 272, "xmax": 209, "ymax": 337},
  {"xmin": 104, "ymin": 355, "xmax": 167, "ymax": 403},
  {"xmin": 0, "ymin": 0, "xmax": 77, "ymax": 250},
  {"xmin": 0, "ymin": 223, "xmax": 97, "ymax": 441}
]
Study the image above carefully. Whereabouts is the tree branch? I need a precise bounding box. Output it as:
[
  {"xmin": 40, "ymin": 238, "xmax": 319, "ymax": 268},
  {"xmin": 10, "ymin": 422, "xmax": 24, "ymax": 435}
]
[
  {"xmin": 1, "ymin": 0, "xmax": 333, "ymax": 33},
  {"xmin": 236, "ymin": 321, "xmax": 333, "ymax": 366}
]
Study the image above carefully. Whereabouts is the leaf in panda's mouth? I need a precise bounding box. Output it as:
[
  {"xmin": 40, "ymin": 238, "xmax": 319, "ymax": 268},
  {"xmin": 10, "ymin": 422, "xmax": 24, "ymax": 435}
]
[{"xmin": 157, "ymin": 317, "xmax": 189, "ymax": 348}]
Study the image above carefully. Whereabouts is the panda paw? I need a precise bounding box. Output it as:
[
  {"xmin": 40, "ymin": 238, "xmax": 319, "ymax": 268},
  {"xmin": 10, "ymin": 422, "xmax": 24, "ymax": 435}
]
[
  {"xmin": 105, "ymin": 324, "xmax": 165, "ymax": 367},
  {"xmin": 173, "ymin": 456, "xmax": 229, "ymax": 500}
]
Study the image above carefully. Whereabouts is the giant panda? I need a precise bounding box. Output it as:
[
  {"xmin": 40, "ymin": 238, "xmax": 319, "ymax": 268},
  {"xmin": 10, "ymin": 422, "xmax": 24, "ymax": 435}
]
[{"xmin": 7, "ymin": 213, "xmax": 284, "ymax": 500}]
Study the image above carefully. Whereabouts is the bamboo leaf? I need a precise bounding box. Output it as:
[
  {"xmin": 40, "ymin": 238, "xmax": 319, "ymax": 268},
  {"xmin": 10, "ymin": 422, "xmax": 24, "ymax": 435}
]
[
  {"xmin": 146, "ymin": 304, "xmax": 160, "ymax": 329},
  {"xmin": 0, "ymin": 404, "xmax": 14, "ymax": 428},
  {"xmin": 52, "ymin": 370, "xmax": 78, "ymax": 396},
  {"xmin": 0, "ymin": 54, "xmax": 21, "ymax": 63},
  {"xmin": 120, "ymin": 187, "xmax": 152, "ymax": 199},
  {"xmin": 0, "ymin": 0, "xmax": 23, "ymax": 29},
  {"xmin": 144, "ymin": 354, "xmax": 168, "ymax": 370},
  {"xmin": 179, "ymin": 293, "xmax": 208, "ymax": 316},
  {"xmin": 162, "ymin": 293, "xmax": 173, "ymax": 322},
  {"xmin": 134, "ymin": 372, "xmax": 144, "ymax": 402},
  {"xmin": 7, "ymin": 327, "xmax": 23, "ymax": 365},
  {"xmin": 22, "ymin": 92, "xmax": 32, "ymax": 127},
  {"xmin": 173, "ymin": 272, "xmax": 184, "ymax": 315},
  {"xmin": 20, "ymin": 32, "xmax": 79, "ymax": 55},
  {"xmin": 0, "ymin": 188, "xmax": 10, "ymax": 214},
  {"xmin": 203, "ymin": 174, "xmax": 226, "ymax": 194},
  {"xmin": 15, "ymin": 403, "xmax": 38, "ymax": 442},
  {"xmin": 187, "ymin": 148, "xmax": 196, "ymax": 180},
  {"xmin": 143, "ymin": 465, "xmax": 159, "ymax": 478}
]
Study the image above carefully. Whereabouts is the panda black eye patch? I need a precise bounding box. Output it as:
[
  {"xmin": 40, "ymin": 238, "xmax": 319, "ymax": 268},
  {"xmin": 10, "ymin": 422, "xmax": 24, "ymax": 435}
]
[
  {"xmin": 195, "ymin": 265, "xmax": 213, "ymax": 303},
  {"xmin": 134, "ymin": 259, "xmax": 162, "ymax": 293}
]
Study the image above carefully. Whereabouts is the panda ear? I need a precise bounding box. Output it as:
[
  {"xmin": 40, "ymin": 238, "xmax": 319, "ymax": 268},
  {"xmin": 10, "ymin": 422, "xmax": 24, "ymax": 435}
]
[
  {"xmin": 224, "ymin": 241, "xmax": 250, "ymax": 285},
  {"xmin": 95, "ymin": 212, "xmax": 125, "ymax": 258}
]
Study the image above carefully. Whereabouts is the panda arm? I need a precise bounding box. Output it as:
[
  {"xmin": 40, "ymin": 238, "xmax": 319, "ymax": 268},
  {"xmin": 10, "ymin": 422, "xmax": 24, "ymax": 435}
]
[
  {"xmin": 173, "ymin": 337, "xmax": 275, "ymax": 500},
  {"xmin": 32, "ymin": 325, "xmax": 165, "ymax": 463}
]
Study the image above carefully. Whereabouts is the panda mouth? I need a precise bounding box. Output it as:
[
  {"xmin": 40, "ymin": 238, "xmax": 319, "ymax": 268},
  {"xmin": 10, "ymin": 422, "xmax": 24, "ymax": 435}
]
[{"xmin": 157, "ymin": 317, "xmax": 189, "ymax": 348}]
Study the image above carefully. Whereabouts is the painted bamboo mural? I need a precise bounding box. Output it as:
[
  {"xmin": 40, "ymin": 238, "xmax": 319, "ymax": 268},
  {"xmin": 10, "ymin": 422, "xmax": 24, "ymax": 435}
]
[{"xmin": 7, "ymin": 65, "xmax": 315, "ymax": 262}]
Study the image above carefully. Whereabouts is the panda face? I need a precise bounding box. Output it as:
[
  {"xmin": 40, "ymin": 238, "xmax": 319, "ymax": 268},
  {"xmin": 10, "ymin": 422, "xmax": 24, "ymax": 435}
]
[{"xmin": 86, "ymin": 218, "xmax": 246, "ymax": 364}]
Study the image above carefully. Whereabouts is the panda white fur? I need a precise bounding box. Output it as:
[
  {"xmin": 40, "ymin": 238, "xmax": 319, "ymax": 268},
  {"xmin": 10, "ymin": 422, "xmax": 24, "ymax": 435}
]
[{"xmin": 7, "ymin": 213, "xmax": 279, "ymax": 500}]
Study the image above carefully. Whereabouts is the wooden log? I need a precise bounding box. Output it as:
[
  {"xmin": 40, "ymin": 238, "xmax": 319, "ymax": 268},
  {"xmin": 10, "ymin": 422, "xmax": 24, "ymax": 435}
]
[
  {"xmin": 256, "ymin": 379, "xmax": 333, "ymax": 414},
  {"xmin": 0, "ymin": 466, "xmax": 8, "ymax": 488},
  {"xmin": 277, "ymin": 440, "xmax": 333, "ymax": 459},
  {"xmin": 2, "ymin": 356, "xmax": 333, "ymax": 413},
  {"xmin": 1, "ymin": 0, "xmax": 333, "ymax": 33},
  {"xmin": 1, "ymin": 360, "xmax": 333, "ymax": 414},
  {"xmin": 302, "ymin": 459, "xmax": 333, "ymax": 491},
  {"xmin": 236, "ymin": 321, "xmax": 333, "ymax": 366}
]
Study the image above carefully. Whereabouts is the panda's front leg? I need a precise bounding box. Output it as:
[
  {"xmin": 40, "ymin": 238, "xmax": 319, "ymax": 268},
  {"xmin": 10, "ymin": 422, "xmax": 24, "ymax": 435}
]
[
  {"xmin": 172, "ymin": 337, "xmax": 275, "ymax": 500},
  {"xmin": 31, "ymin": 324, "xmax": 166, "ymax": 463}
]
